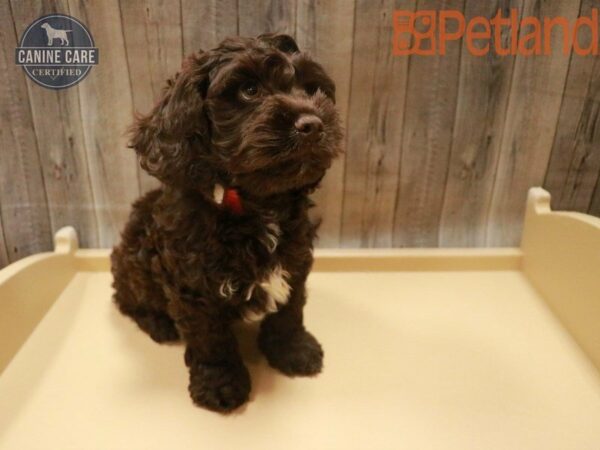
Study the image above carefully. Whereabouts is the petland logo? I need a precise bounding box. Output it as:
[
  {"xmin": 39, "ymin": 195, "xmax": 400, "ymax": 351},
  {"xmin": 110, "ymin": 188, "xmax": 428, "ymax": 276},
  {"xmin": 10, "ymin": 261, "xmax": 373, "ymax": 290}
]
[
  {"xmin": 393, "ymin": 9, "xmax": 599, "ymax": 56},
  {"xmin": 15, "ymin": 14, "xmax": 98, "ymax": 89}
]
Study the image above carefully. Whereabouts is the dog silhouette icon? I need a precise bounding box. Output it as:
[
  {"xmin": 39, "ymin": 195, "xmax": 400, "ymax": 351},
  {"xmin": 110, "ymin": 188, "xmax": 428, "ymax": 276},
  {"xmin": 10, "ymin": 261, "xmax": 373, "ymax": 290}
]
[{"xmin": 41, "ymin": 23, "xmax": 72, "ymax": 46}]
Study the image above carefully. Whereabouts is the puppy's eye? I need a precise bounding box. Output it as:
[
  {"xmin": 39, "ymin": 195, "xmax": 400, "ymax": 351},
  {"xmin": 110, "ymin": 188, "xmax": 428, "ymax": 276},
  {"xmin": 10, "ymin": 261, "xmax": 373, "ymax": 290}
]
[{"xmin": 239, "ymin": 82, "xmax": 260, "ymax": 100}]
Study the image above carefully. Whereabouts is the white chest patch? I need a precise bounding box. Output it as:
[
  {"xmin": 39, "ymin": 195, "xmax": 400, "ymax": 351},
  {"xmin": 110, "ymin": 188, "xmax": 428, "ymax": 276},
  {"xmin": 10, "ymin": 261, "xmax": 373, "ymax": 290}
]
[
  {"xmin": 260, "ymin": 264, "xmax": 291, "ymax": 310},
  {"xmin": 241, "ymin": 265, "xmax": 291, "ymax": 323}
]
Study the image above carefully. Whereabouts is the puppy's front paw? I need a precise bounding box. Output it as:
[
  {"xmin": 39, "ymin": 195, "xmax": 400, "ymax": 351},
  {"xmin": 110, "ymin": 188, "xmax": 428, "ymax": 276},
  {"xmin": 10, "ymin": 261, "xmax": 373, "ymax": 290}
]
[
  {"xmin": 259, "ymin": 330, "xmax": 324, "ymax": 376},
  {"xmin": 188, "ymin": 361, "xmax": 251, "ymax": 412}
]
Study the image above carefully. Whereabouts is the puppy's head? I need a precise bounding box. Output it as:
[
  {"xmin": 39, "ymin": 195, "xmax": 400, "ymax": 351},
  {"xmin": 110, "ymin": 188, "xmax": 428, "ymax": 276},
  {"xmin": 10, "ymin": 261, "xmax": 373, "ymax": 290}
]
[{"xmin": 129, "ymin": 33, "xmax": 343, "ymax": 198}]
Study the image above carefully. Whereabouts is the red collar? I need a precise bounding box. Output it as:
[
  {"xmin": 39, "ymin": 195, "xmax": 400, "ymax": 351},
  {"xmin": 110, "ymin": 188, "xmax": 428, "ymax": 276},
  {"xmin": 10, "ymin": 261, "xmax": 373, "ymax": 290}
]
[
  {"xmin": 214, "ymin": 184, "xmax": 244, "ymax": 215},
  {"xmin": 222, "ymin": 187, "xmax": 244, "ymax": 215}
]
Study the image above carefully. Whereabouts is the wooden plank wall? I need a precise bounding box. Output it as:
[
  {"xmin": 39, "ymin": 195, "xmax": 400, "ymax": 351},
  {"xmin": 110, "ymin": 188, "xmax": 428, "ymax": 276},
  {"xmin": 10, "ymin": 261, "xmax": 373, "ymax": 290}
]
[{"xmin": 0, "ymin": 0, "xmax": 599, "ymax": 267}]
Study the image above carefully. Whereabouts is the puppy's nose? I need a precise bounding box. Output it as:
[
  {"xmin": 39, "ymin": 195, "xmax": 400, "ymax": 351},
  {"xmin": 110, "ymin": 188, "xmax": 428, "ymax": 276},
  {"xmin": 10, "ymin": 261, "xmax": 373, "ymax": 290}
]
[{"xmin": 295, "ymin": 114, "xmax": 323, "ymax": 138}]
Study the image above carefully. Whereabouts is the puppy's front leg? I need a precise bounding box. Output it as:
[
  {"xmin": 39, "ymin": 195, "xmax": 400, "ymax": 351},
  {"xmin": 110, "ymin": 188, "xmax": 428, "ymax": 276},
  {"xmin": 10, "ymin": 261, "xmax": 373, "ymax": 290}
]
[
  {"xmin": 258, "ymin": 281, "xmax": 324, "ymax": 376},
  {"xmin": 169, "ymin": 298, "xmax": 250, "ymax": 412}
]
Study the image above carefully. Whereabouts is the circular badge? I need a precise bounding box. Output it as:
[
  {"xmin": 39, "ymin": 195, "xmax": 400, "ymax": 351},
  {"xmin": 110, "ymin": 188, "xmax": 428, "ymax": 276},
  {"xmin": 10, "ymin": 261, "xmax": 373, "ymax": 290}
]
[{"xmin": 15, "ymin": 14, "xmax": 99, "ymax": 90}]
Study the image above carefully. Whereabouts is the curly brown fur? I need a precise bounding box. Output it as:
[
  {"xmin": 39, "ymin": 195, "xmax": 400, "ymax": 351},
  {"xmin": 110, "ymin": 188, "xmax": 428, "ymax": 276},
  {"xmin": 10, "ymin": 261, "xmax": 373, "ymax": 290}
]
[{"xmin": 111, "ymin": 33, "xmax": 342, "ymax": 413}]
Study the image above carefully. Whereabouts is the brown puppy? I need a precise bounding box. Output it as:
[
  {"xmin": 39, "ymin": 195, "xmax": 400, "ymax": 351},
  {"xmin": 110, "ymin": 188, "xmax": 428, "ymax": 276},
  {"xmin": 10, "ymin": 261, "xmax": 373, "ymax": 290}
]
[{"xmin": 111, "ymin": 33, "xmax": 343, "ymax": 412}]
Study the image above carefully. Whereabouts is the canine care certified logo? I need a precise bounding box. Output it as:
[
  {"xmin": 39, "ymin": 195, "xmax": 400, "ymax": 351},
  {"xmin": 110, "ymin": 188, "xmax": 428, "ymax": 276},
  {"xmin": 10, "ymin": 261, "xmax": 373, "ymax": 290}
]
[{"xmin": 15, "ymin": 14, "xmax": 98, "ymax": 89}]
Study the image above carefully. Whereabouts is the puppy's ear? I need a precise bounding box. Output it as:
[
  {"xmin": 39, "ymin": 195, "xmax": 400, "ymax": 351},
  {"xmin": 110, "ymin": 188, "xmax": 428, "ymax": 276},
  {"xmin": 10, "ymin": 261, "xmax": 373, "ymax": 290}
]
[
  {"xmin": 258, "ymin": 33, "xmax": 299, "ymax": 54},
  {"xmin": 129, "ymin": 52, "xmax": 217, "ymax": 191}
]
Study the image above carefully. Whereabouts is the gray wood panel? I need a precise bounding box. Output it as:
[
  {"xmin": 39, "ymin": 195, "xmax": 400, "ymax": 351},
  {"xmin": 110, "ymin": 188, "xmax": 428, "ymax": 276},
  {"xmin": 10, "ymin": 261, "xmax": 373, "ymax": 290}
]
[
  {"xmin": 0, "ymin": 0, "xmax": 53, "ymax": 262},
  {"xmin": 1, "ymin": 0, "xmax": 600, "ymax": 269},
  {"xmin": 439, "ymin": 0, "xmax": 522, "ymax": 247},
  {"xmin": 238, "ymin": 0, "xmax": 296, "ymax": 37},
  {"xmin": 67, "ymin": 0, "xmax": 141, "ymax": 247},
  {"xmin": 0, "ymin": 214, "xmax": 7, "ymax": 267},
  {"xmin": 486, "ymin": 0, "xmax": 583, "ymax": 246},
  {"xmin": 393, "ymin": 0, "xmax": 465, "ymax": 247},
  {"xmin": 543, "ymin": 0, "xmax": 600, "ymax": 213},
  {"xmin": 11, "ymin": 0, "xmax": 100, "ymax": 249},
  {"xmin": 342, "ymin": 0, "xmax": 414, "ymax": 248},
  {"xmin": 181, "ymin": 0, "xmax": 238, "ymax": 54}
]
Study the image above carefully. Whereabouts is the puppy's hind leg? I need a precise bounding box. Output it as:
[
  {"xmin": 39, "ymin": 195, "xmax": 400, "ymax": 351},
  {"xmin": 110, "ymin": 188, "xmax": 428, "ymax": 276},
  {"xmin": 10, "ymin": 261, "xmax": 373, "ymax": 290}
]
[
  {"xmin": 112, "ymin": 247, "xmax": 179, "ymax": 343},
  {"xmin": 116, "ymin": 295, "xmax": 180, "ymax": 343},
  {"xmin": 111, "ymin": 189, "xmax": 178, "ymax": 343}
]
